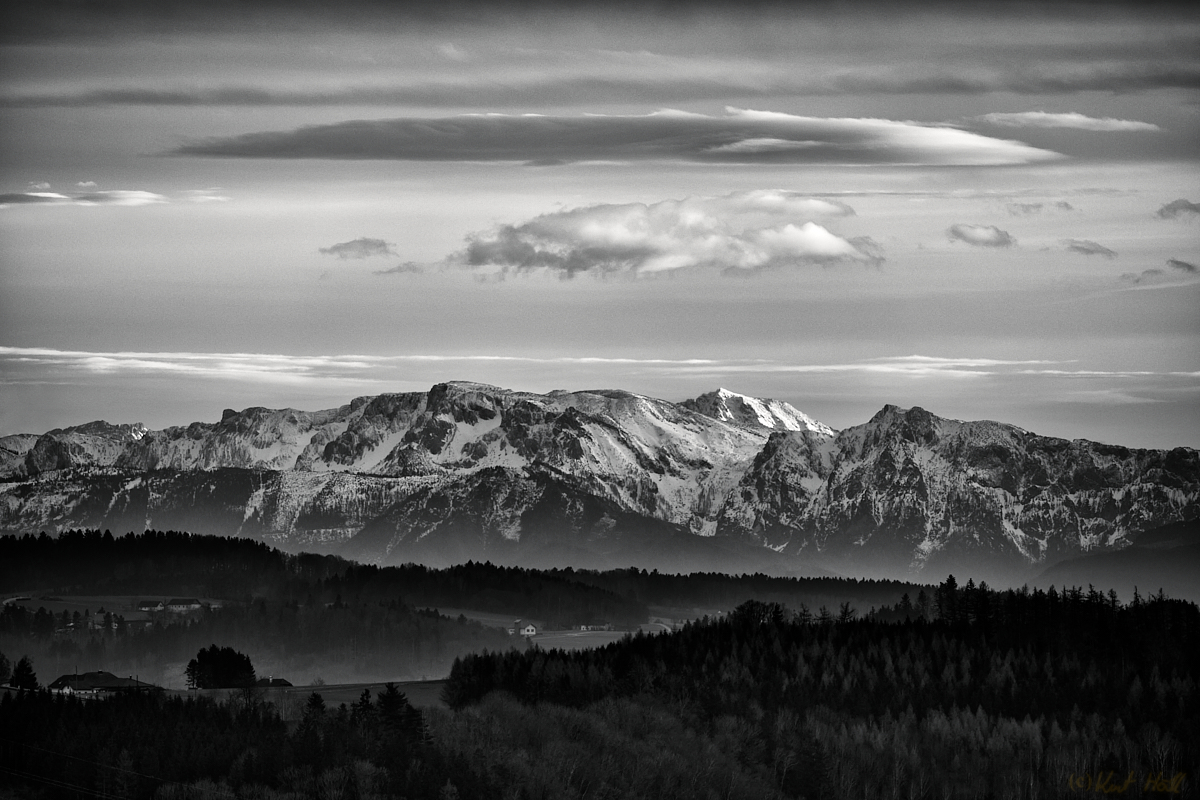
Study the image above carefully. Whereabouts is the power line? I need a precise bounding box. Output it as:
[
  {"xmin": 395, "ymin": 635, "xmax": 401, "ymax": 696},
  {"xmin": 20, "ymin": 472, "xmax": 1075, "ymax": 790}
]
[
  {"xmin": 0, "ymin": 764, "xmax": 123, "ymax": 800},
  {"xmin": 0, "ymin": 737, "xmax": 150, "ymax": 780},
  {"xmin": 0, "ymin": 737, "xmax": 240, "ymax": 799}
]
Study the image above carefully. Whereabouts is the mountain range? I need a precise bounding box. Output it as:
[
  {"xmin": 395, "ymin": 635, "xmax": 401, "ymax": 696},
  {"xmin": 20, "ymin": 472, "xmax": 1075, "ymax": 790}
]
[{"xmin": 2, "ymin": 381, "xmax": 1197, "ymax": 588}]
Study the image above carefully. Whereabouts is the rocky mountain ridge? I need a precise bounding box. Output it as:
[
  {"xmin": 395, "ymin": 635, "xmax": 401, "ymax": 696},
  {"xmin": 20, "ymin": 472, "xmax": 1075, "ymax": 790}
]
[{"xmin": 2, "ymin": 381, "xmax": 1197, "ymax": 582}]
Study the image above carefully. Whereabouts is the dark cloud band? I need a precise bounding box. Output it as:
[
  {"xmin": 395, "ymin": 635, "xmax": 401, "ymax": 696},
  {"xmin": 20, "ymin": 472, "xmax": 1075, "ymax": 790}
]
[
  {"xmin": 7, "ymin": 61, "xmax": 1200, "ymax": 108},
  {"xmin": 1157, "ymin": 199, "xmax": 1200, "ymax": 219}
]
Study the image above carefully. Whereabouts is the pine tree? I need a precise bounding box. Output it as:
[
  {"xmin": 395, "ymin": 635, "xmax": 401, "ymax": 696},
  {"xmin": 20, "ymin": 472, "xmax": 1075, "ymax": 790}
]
[
  {"xmin": 185, "ymin": 645, "xmax": 256, "ymax": 688},
  {"xmin": 11, "ymin": 655, "xmax": 37, "ymax": 690}
]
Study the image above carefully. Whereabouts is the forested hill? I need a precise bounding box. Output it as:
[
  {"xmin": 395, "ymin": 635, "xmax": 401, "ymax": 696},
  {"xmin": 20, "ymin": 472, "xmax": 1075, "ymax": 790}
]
[
  {"xmin": 0, "ymin": 530, "xmax": 642, "ymax": 628},
  {"xmin": 0, "ymin": 529, "xmax": 925, "ymax": 624},
  {"xmin": 442, "ymin": 590, "xmax": 1199, "ymax": 798}
]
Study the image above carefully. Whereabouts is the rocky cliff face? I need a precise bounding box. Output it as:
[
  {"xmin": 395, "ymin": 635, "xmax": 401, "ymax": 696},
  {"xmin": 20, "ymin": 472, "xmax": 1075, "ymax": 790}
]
[
  {"xmin": 2, "ymin": 383, "xmax": 1196, "ymax": 580},
  {"xmin": 717, "ymin": 405, "xmax": 1200, "ymax": 580},
  {"xmin": 2, "ymin": 422, "xmax": 148, "ymax": 478}
]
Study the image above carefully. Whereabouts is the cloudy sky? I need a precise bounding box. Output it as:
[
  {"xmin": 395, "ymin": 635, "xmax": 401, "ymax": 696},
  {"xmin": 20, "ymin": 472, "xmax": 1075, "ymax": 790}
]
[{"xmin": 1, "ymin": 0, "xmax": 1198, "ymax": 448}]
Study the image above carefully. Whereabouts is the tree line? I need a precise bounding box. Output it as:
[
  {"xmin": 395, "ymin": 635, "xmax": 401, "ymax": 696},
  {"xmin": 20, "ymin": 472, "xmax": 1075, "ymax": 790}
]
[{"xmin": 0, "ymin": 529, "xmax": 646, "ymax": 627}]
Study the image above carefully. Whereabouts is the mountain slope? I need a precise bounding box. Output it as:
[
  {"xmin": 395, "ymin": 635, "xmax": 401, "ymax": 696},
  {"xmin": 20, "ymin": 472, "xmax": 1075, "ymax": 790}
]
[
  {"xmin": 6, "ymin": 422, "xmax": 148, "ymax": 478},
  {"xmin": 715, "ymin": 404, "xmax": 1200, "ymax": 582},
  {"xmin": 1033, "ymin": 518, "xmax": 1200, "ymax": 603},
  {"xmin": 2, "ymin": 384, "xmax": 1196, "ymax": 581}
]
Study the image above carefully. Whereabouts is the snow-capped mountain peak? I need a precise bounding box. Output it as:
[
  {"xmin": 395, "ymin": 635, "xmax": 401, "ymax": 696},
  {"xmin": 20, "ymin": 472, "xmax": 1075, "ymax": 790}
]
[{"xmin": 683, "ymin": 388, "xmax": 835, "ymax": 437}]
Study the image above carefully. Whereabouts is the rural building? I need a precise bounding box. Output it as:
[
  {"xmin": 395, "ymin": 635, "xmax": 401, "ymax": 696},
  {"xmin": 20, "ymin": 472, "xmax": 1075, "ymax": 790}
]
[
  {"xmin": 166, "ymin": 598, "xmax": 203, "ymax": 612},
  {"xmin": 48, "ymin": 671, "xmax": 159, "ymax": 696},
  {"xmin": 254, "ymin": 677, "xmax": 293, "ymax": 687},
  {"xmin": 510, "ymin": 619, "xmax": 538, "ymax": 636},
  {"xmin": 137, "ymin": 600, "xmax": 164, "ymax": 612}
]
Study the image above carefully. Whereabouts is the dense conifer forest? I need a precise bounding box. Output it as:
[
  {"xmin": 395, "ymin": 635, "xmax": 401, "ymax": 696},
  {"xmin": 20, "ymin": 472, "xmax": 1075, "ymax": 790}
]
[
  {"xmin": 0, "ymin": 683, "xmax": 450, "ymax": 799},
  {"xmin": 441, "ymin": 589, "xmax": 1197, "ymax": 798}
]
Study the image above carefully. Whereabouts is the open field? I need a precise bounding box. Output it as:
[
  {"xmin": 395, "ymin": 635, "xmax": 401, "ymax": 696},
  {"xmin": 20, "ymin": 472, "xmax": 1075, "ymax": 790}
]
[
  {"xmin": 434, "ymin": 606, "xmax": 675, "ymax": 649},
  {"xmin": 3, "ymin": 593, "xmax": 223, "ymax": 624},
  {"xmin": 430, "ymin": 607, "xmax": 542, "ymax": 629},
  {"xmin": 531, "ymin": 630, "xmax": 631, "ymax": 651}
]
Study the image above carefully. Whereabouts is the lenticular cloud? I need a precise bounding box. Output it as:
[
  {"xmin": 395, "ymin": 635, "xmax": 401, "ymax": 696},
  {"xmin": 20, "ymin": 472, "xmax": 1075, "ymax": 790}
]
[
  {"xmin": 174, "ymin": 107, "xmax": 1061, "ymax": 167},
  {"xmin": 459, "ymin": 190, "xmax": 881, "ymax": 276}
]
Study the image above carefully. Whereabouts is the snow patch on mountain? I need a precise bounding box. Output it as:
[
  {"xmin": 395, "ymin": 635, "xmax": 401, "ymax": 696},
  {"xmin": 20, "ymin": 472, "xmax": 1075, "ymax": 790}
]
[{"xmin": 683, "ymin": 388, "xmax": 835, "ymax": 437}]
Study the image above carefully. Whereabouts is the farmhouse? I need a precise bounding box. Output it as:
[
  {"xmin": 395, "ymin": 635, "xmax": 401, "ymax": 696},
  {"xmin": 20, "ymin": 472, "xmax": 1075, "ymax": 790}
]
[
  {"xmin": 508, "ymin": 619, "xmax": 539, "ymax": 636},
  {"xmin": 137, "ymin": 600, "xmax": 164, "ymax": 612},
  {"xmin": 254, "ymin": 677, "xmax": 293, "ymax": 688},
  {"xmin": 166, "ymin": 598, "xmax": 203, "ymax": 612},
  {"xmin": 48, "ymin": 671, "xmax": 159, "ymax": 696}
]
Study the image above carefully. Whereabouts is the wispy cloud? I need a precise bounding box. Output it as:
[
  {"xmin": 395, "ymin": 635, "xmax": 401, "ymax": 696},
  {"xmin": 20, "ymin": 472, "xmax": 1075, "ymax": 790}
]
[
  {"xmin": 1167, "ymin": 258, "xmax": 1197, "ymax": 273},
  {"xmin": 183, "ymin": 188, "xmax": 230, "ymax": 203},
  {"xmin": 1063, "ymin": 239, "xmax": 1117, "ymax": 259},
  {"xmin": 0, "ymin": 192, "xmax": 63, "ymax": 205},
  {"xmin": 1049, "ymin": 389, "xmax": 1167, "ymax": 406},
  {"xmin": 319, "ymin": 237, "xmax": 397, "ymax": 259},
  {"xmin": 456, "ymin": 190, "xmax": 880, "ymax": 276},
  {"xmin": 1120, "ymin": 269, "xmax": 1167, "ymax": 285},
  {"xmin": 0, "ymin": 346, "xmax": 727, "ymax": 386},
  {"xmin": 0, "ymin": 189, "xmax": 167, "ymax": 207},
  {"xmin": 0, "ymin": 347, "xmax": 385, "ymax": 386},
  {"xmin": 1157, "ymin": 199, "xmax": 1200, "ymax": 219},
  {"xmin": 0, "ymin": 347, "xmax": 1055, "ymax": 384},
  {"xmin": 374, "ymin": 262, "xmax": 425, "ymax": 276},
  {"xmin": 723, "ymin": 356, "xmax": 1062, "ymax": 379},
  {"xmin": 171, "ymin": 108, "xmax": 1061, "ymax": 167},
  {"xmin": 947, "ymin": 224, "xmax": 1016, "ymax": 248},
  {"xmin": 973, "ymin": 111, "xmax": 1160, "ymax": 132},
  {"xmin": 5, "ymin": 349, "xmax": 1194, "ymax": 412},
  {"xmin": 1006, "ymin": 201, "xmax": 1074, "ymax": 216}
]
